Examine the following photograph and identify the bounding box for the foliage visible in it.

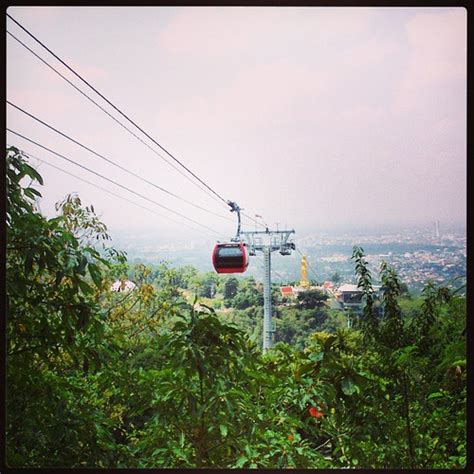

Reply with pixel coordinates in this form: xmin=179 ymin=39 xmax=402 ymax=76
xmin=296 ymin=288 xmax=329 ymax=309
xmin=222 ymin=276 xmax=239 ymax=303
xmin=273 ymin=307 xmax=329 ymax=348
xmin=198 ymin=273 xmax=218 ymax=298
xmin=228 ymin=277 xmax=263 ymax=309
xmin=6 ymin=147 xmax=122 ymax=466
xmin=5 ymin=148 xmax=466 ymax=468
xmin=330 ymin=272 xmax=341 ymax=284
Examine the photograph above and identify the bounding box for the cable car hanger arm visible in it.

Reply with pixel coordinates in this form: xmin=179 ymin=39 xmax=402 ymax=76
xmin=227 ymin=200 xmax=242 ymax=242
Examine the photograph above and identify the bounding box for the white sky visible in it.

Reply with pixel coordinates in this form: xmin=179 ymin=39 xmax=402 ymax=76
xmin=6 ymin=6 xmax=467 ymax=243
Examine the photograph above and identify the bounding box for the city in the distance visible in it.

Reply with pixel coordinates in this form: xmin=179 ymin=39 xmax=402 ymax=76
xmin=109 ymin=221 xmax=466 ymax=295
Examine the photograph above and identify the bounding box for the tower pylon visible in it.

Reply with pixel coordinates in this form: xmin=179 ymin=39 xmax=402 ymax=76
xmin=240 ymin=228 xmax=296 ymax=350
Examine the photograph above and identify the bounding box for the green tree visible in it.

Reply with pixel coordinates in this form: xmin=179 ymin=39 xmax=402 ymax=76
xmin=198 ymin=273 xmax=218 ymax=299
xmin=324 ymin=246 xmax=467 ymax=468
xmin=230 ymin=277 xmax=263 ymax=309
xmin=6 ymin=147 xmax=122 ymax=466
xmin=331 ymin=272 xmax=341 ymax=284
xmin=297 ymin=289 xmax=329 ymax=310
xmin=223 ymin=277 xmax=239 ymax=303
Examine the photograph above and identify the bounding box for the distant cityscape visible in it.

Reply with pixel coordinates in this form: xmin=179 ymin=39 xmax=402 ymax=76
xmin=109 ymin=223 xmax=466 ymax=295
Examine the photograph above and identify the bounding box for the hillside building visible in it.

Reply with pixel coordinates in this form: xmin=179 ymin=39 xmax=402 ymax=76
xmin=110 ymin=279 xmax=136 ymax=292
xmin=332 ymin=283 xmax=383 ymax=315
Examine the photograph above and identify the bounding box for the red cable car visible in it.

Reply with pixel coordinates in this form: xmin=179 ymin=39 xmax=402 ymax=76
xmin=212 ymin=200 xmax=250 ymax=273
xmin=212 ymin=242 xmax=249 ymax=274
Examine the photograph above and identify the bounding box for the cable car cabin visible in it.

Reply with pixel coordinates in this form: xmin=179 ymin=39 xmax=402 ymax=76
xmin=212 ymin=242 xmax=249 ymax=274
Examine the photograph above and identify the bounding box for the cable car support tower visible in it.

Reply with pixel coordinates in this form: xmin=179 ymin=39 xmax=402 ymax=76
xmin=240 ymin=227 xmax=296 ymax=351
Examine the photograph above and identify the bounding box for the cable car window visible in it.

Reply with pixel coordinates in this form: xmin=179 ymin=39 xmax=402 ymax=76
xmin=218 ymin=258 xmax=243 ymax=268
xmin=218 ymin=247 xmax=244 ymax=257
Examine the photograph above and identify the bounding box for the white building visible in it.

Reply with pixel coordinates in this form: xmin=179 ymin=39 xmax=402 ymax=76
xmin=110 ymin=280 xmax=137 ymax=292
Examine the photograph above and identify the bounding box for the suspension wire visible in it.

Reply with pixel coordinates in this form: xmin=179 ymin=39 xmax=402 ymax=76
xmin=263 ymin=249 xmax=306 ymax=287
xmin=7 ymin=14 xmax=231 ymax=207
xmin=272 ymin=267 xmax=289 ymax=284
xmin=241 ymin=211 xmax=267 ymax=230
xmin=15 ymin=147 xmax=217 ymax=237
xmin=7 ymin=21 xmax=266 ymax=234
xmin=249 ymin=252 xmax=284 ymax=283
xmin=7 ymin=100 xmax=234 ymax=223
xmin=7 ymin=128 xmax=228 ymax=238
xmin=6 ymin=29 xmax=224 ymax=209
xmin=256 ymin=254 xmax=293 ymax=284
xmin=7 ymin=27 xmax=261 ymax=230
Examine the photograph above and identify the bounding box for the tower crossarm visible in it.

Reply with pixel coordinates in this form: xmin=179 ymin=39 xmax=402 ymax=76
xmin=241 ymin=229 xmax=296 ymax=254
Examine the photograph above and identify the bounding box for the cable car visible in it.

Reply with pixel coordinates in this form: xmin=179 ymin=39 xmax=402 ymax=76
xmin=212 ymin=200 xmax=249 ymax=273
xmin=212 ymin=241 xmax=249 ymax=273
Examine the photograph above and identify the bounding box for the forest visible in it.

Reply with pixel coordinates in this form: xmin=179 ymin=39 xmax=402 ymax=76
xmin=5 ymin=146 xmax=467 ymax=468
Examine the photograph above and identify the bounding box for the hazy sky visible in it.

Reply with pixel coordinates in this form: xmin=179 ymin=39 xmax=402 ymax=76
xmin=6 ymin=6 xmax=467 ymax=243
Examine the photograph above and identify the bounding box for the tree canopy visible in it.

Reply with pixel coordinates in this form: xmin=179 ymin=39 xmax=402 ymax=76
xmin=5 ymin=147 xmax=466 ymax=468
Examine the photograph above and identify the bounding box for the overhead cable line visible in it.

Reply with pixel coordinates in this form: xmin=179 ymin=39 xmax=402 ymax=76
xmin=7 ymin=27 xmax=261 ymax=231
xmin=7 ymin=22 xmax=264 ymax=232
xmin=241 ymin=211 xmax=267 ymax=230
xmin=14 ymin=147 xmax=216 ymax=237
xmin=256 ymin=257 xmax=290 ymax=284
xmin=7 ymin=128 xmax=227 ymax=238
xmin=6 ymin=29 xmax=221 ymax=207
xmin=7 ymin=14 xmax=230 ymax=207
xmin=7 ymin=100 xmax=234 ymax=223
